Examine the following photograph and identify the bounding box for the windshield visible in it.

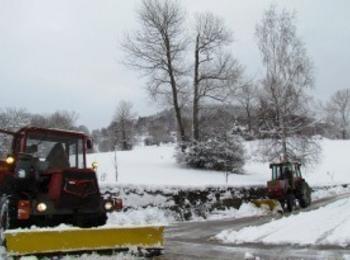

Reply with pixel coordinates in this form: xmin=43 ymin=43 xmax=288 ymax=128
xmin=271 ymin=164 xmax=297 ymax=180
xmin=25 ymin=133 xmax=85 ymax=170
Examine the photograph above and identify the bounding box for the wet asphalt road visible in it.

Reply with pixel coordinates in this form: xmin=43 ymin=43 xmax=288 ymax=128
xmin=159 ymin=194 xmax=350 ymax=260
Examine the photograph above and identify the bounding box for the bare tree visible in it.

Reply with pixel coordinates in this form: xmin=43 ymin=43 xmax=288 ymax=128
xmin=0 ymin=108 xmax=31 ymax=130
xmin=192 ymin=12 xmax=243 ymax=141
xmin=122 ymin=0 xmax=188 ymax=143
xmin=256 ymin=6 xmax=317 ymax=163
xmin=112 ymin=100 xmax=136 ymax=151
xmin=0 ymin=108 xmax=31 ymax=157
xmin=325 ymin=89 xmax=350 ymax=139
xmin=30 ymin=111 xmax=78 ymax=130
xmin=236 ymin=83 xmax=258 ymax=133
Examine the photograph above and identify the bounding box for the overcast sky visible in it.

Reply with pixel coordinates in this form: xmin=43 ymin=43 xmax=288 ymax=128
xmin=0 ymin=0 xmax=349 ymax=129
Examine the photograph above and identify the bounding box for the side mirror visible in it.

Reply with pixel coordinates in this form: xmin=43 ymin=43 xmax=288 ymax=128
xmin=86 ymin=139 xmax=93 ymax=150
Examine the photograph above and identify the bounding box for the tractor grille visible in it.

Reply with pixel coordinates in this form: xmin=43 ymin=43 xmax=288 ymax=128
xmin=64 ymin=179 xmax=97 ymax=198
xmin=58 ymin=170 xmax=100 ymax=210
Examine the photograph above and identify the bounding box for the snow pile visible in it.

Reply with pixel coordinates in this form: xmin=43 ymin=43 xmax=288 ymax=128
xmin=105 ymin=202 xmax=268 ymax=226
xmin=216 ymin=197 xmax=350 ymax=247
xmin=106 ymin=207 xmax=175 ymax=226
xmin=207 ymin=203 xmax=269 ymax=221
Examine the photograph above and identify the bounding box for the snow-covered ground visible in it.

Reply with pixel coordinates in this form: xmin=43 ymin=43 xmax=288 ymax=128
xmin=88 ymin=145 xmax=269 ymax=186
xmin=216 ymin=196 xmax=350 ymax=247
xmin=88 ymin=139 xmax=350 ymax=187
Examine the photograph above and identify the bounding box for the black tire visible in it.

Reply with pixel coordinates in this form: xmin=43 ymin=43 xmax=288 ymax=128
xmin=286 ymin=194 xmax=295 ymax=212
xmin=299 ymin=191 xmax=311 ymax=208
xmin=298 ymin=182 xmax=311 ymax=208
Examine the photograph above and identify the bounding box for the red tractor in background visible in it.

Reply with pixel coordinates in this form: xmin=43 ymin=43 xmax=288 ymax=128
xmin=267 ymin=161 xmax=311 ymax=212
xmin=0 ymin=127 xmax=122 ymax=237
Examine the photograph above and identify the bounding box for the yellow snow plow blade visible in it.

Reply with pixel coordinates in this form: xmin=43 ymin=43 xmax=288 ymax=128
xmin=252 ymin=199 xmax=282 ymax=211
xmin=5 ymin=225 xmax=164 ymax=256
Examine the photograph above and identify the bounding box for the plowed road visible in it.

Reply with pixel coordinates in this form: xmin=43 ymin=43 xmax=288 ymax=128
xmin=159 ymin=194 xmax=350 ymax=260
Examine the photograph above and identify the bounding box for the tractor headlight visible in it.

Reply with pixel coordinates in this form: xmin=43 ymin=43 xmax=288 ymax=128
xmin=104 ymin=201 xmax=113 ymax=211
xmin=36 ymin=202 xmax=47 ymax=212
xmin=92 ymin=161 xmax=98 ymax=171
xmin=6 ymin=156 xmax=15 ymax=165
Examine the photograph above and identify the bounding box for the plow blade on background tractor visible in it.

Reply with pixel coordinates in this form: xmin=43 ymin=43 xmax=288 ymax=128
xmin=252 ymin=199 xmax=283 ymax=212
xmin=5 ymin=225 xmax=164 ymax=256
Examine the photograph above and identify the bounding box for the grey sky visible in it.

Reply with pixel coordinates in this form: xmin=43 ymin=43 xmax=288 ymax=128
xmin=0 ymin=0 xmax=349 ymax=129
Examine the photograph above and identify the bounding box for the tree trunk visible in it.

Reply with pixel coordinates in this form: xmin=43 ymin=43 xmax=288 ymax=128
xmin=192 ymin=35 xmax=200 ymax=141
xmin=246 ymin=105 xmax=252 ymax=133
xmin=121 ymin=119 xmax=128 ymax=150
xmin=280 ymin=116 xmax=288 ymax=160
xmin=165 ymin=35 xmax=186 ymax=144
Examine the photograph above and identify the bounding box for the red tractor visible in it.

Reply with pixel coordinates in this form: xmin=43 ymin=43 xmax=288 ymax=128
xmin=0 ymin=127 xmax=122 ymax=237
xmin=267 ymin=161 xmax=311 ymax=212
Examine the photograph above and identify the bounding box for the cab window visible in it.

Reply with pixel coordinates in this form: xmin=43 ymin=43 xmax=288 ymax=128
xmin=271 ymin=165 xmax=281 ymax=180
xmin=25 ymin=133 xmax=85 ymax=170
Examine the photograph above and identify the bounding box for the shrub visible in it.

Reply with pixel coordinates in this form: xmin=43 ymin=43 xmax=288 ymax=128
xmin=177 ymin=136 xmax=245 ymax=173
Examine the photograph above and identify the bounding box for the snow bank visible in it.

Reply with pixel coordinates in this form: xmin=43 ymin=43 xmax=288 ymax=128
xmin=106 ymin=207 xmax=176 ymax=226
xmin=105 ymin=202 xmax=268 ymax=226
xmin=216 ymin=196 xmax=350 ymax=247
xmin=206 ymin=203 xmax=269 ymax=221
xmin=312 ymin=184 xmax=350 ymax=200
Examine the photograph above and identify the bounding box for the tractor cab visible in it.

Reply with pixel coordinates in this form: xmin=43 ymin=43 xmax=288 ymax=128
xmin=270 ymin=161 xmax=302 ymax=184
xmin=18 ymin=128 xmax=88 ymax=171
xmin=3 ymin=128 xmax=92 ymax=193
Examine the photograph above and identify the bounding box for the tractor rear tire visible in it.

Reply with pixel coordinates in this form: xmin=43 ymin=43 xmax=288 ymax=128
xmin=298 ymin=182 xmax=311 ymax=208
xmin=286 ymin=194 xmax=295 ymax=212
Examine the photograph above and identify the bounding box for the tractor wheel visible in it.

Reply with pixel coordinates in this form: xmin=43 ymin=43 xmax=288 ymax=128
xmin=299 ymin=183 xmax=311 ymax=208
xmin=0 ymin=196 xmax=17 ymax=245
xmin=286 ymin=194 xmax=295 ymax=212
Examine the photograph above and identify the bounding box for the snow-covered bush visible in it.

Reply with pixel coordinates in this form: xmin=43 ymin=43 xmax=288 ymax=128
xmin=177 ymin=136 xmax=245 ymax=173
